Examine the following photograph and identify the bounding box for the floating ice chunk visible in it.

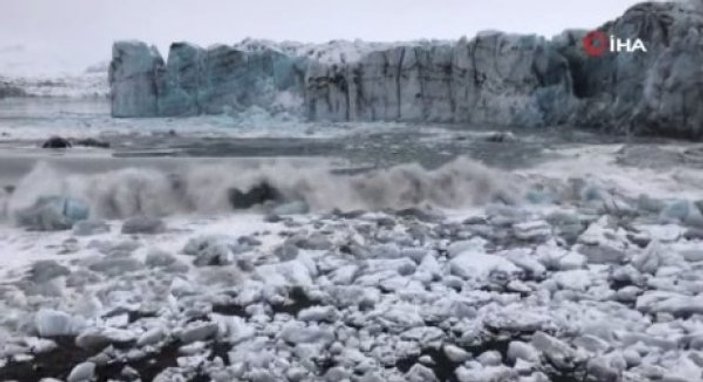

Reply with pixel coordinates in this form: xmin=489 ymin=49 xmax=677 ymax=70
xmin=504 ymin=249 xmax=546 ymax=278
xmin=121 ymin=216 xmax=166 ymax=234
xmin=444 ymin=344 xmax=470 ymax=363
xmin=374 ymin=303 xmax=425 ymax=330
xmin=287 ymin=232 xmax=333 ymax=250
xmin=280 ymin=322 xmax=334 ymax=345
xmin=637 ymin=194 xmax=666 ymax=214
xmin=659 ymin=200 xmax=698 ymax=225
xmin=525 ymin=187 xmax=554 ymax=205
xmin=145 ymin=249 xmax=178 ymax=268
xmin=534 ymin=244 xmax=569 ymax=269
xmin=665 ymin=354 xmax=703 ymax=382
xmin=28 ymin=260 xmax=71 ymax=283
xmin=88 ymin=257 xmax=143 ymax=276
xmin=484 ymin=306 xmax=550 ymax=333
xmin=256 ymin=259 xmax=315 ymax=287
xmin=477 ymin=351 xmax=502 ymax=366
xmin=619 ymin=331 xmax=677 ymax=353
xmin=546 ymin=211 xmax=585 ymax=241
xmin=530 ymin=332 xmax=580 ymax=370
xmin=34 ymin=309 xmax=83 ymax=337
xmin=680 ymin=249 xmax=703 ymax=262
xmin=577 ymin=217 xmax=628 ymax=264
xmin=329 ymin=264 xmax=359 ymax=285
xmin=137 ymin=327 xmax=166 ymax=347
xmin=272 ymin=200 xmax=310 ymax=215
xmin=642 ymin=294 xmax=703 ymax=318
xmin=368 ymin=242 xmax=402 ymax=259
xmin=183 ymin=235 xmax=244 ymax=267
xmin=637 ymin=224 xmax=685 ymax=243
xmin=632 ymin=240 xmax=683 ymax=274
xmin=323 ymin=366 xmax=353 ymax=381
xmin=364 ymin=258 xmax=416 ymax=276
xmin=23 ymin=337 xmax=57 ymax=354
xmin=455 ymin=363 xmax=518 ymax=382
xmin=553 ymin=270 xmax=593 ymax=291
xmin=72 ymin=220 xmax=110 ymax=236
xmin=507 ymin=341 xmax=540 ymax=363
xmin=16 ymin=196 xmax=89 ymax=231
xmin=585 ymin=356 xmax=620 ymax=382
xmin=622 ymin=349 xmax=642 ymax=368
xmin=328 ymin=285 xmax=379 ymax=309
xmin=75 ymin=329 xmax=112 ymax=351
xmin=75 ymin=327 xmax=136 ymax=351
xmin=610 ymin=264 xmax=644 ymax=286
xmin=449 ymin=251 xmax=521 ymax=281
xmin=573 ymin=335 xmax=611 ymax=354
xmin=400 ymin=326 xmax=445 ymax=348
xmin=447 ymin=238 xmax=488 ymax=258
xmin=557 ymin=252 xmax=587 ymax=270
xmin=513 ymin=220 xmax=551 ymax=241
xmin=578 ymin=243 xmax=628 ymax=265
xmin=405 ymin=364 xmax=438 ymax=382
xmin=170 ymin=277 xmax=196 ymax=297
xmin=416 ymin=253 xmax=442 ymax=280
xmin=298 ymin=306 xmax=339 ymax=323
xmin=614 ymin=286 xmax=641 ymax=303
xmin=177 ymin=321 xmax=219 ymax=344
xmin=213 ymin=315 xmax=254 ymax=344
xmin=67 ymin=362 xmax=96 ymax=382
xmin=506 ymin=279 xmax=532 ymax=293
xmin=285 ymin=367 xmax=310 ymax=381
xmin=486 ymin=205 xmax=530 ymax=225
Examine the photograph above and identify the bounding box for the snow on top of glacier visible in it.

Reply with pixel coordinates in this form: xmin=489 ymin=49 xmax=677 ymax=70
xmin=232 ymin=38 xmax=453 ymax=64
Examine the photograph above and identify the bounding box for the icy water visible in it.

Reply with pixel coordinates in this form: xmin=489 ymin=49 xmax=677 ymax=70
xmin=0 ymin=97 xmax=620 ymax=166
xmin=2 ymin=97 xmax=703 ymax=382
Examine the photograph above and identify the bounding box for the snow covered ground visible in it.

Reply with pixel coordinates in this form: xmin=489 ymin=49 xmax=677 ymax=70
xmin=0 ymin=136 xmax=702 ymax=381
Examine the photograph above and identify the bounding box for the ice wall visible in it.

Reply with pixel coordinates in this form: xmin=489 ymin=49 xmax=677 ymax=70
xmin=109 ymin=1 xmax=703 ymax=138
xmin=553 ymin=1 xmax=703 ymax=138
xmin=304 ymin=34 xmax=572 ymax=126
xmin=109 ymin=41 xmax=163 ymax=117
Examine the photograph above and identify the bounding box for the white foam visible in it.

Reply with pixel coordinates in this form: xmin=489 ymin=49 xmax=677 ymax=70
xmin=5 ymin=157 xmax=519 ymax=221
xmin=518 ymin=144 xmax=703 ymax=201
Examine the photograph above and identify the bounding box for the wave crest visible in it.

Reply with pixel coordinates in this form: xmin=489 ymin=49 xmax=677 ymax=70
xmin=5 ymin=157 xmax=521 ymax=220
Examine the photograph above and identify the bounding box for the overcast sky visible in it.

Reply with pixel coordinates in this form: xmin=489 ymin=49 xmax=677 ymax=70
xmin=0 ymin=0 xmax=649 ymax=75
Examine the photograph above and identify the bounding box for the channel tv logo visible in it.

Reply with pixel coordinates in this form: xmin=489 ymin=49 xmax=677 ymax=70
xmin=582 ymin=30 xmax=647 ymax=57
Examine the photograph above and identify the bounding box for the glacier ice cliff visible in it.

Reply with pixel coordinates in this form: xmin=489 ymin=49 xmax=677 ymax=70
xmin=110 ymin=42 xmax=163 ymax=117
xmin=109 ymin=2 xmax=703 ymax=138
xmin=553 ymin=1 xmax=703 ymax=138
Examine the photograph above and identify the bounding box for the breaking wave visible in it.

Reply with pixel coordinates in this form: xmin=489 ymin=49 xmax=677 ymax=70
xmin=3 ymin=157 xmax=523 ymax=220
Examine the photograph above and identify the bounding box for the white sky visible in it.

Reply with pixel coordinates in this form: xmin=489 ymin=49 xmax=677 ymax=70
xmin=0 ymin=0 xmax=649 ymax=75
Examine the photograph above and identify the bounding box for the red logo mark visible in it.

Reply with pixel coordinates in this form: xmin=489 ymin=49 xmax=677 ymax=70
xmin=582 ymin=31 xmax=608 ymax=57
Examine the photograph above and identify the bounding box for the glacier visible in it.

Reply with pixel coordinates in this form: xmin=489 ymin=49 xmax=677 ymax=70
xmin=109 ymin=2 xmax=703 ymax=138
